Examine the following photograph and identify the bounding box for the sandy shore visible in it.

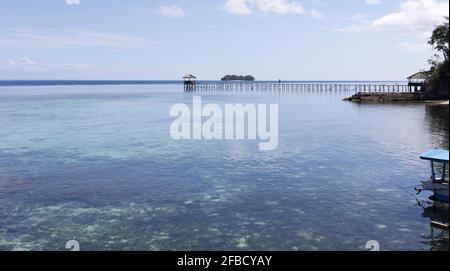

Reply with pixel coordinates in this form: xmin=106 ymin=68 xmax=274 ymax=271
xmin=421 ymin=100 xmax=449 ymax=105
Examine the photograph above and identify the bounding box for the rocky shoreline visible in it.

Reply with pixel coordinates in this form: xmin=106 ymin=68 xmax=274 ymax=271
xmin=344 ymin=92 xmax=450 ymax=104
xmin=344 ymin=92 xmax=422 ymax=102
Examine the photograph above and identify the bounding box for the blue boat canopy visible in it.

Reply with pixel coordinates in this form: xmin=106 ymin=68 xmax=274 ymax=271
xmin=420 ymin=149 xmax=449 ymax=163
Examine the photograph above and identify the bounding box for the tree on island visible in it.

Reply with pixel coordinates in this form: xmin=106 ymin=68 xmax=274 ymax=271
xmin=423 ymin=17 xmax=449 ymax=99
xmin=221 ymin=75 xmax=255 ymax=81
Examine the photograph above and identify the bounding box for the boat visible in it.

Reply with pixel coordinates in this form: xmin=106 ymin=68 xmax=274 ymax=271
xmin=417 ymin=149 xmax=449 ymax=204
xmin=421 ymin=181 xmax=449 ymax=203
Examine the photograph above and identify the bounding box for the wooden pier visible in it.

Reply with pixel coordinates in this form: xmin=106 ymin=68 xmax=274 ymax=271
xmin=185 ymin=82 xmax=418 ymax=93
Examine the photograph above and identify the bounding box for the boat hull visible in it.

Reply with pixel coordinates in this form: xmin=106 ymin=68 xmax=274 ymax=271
xmin=421 ymin=181 xmax=449 ymax=203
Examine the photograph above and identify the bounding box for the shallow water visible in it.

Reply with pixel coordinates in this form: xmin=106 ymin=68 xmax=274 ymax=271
xmin=0 ymin=83 xmax=448 ymax=251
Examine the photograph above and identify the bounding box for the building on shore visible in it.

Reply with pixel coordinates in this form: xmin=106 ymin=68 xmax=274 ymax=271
xmin=407 ymin=72 xmax=427 ymax=92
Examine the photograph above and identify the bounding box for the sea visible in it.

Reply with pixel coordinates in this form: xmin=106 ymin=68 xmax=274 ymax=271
xmin=0 ymin=80 xmax=448 ymax=251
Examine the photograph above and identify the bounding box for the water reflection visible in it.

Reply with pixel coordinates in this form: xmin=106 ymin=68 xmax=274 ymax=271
xmin=421 ymin=205 xmax=449 ymax=251
xmin=420 ymin=105 xmax=449 ymax=251
xmin=425 ymin=104 xmax=449 ymax=149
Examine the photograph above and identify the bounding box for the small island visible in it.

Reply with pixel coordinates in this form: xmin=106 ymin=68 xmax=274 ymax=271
xmin=221 ymin=75 xmax=255 ymax=81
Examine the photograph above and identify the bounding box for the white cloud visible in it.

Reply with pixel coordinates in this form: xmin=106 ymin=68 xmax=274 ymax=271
xmin=366 ymin=0 xmax=381 ymax=5
xmin=370 ymin=0 xmax=448 ymax=33
xmin=222 ymin=0 xmax=304 ymax=15
xmin=0 ymin=29 xmax=152 ymax=50
xmin=339 ymin=0 xmax=449 ymax=35
xmin=5 ymin=57 xmax=89 ymax=72
xmin=222 ymin=0 xmax=252 ymax=15
xmin=256 ymin=0 xmax=304 ymax=14
xmin=310 ymin=9 xmax=324 ymax=19
xmin=8 ymin=57 xmax=36 ymax=66
xmin=65 ymin=0 xmax=80 ymax=5
xmin=157 ymin=5 xmax=185 ymax=18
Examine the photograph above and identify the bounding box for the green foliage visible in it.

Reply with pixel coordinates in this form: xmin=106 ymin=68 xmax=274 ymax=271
xmin=424 ymin=17 xmax=449 ymax=99
xmin=428 ymin=17 xmax=449 ymax=61
xmin=221 ymin=75 xmax=255 ymax=81
xmin=424 ymin=59 xmax=449 ymax=98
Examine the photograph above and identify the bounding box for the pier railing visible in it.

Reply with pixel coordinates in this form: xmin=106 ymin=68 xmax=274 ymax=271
xmin=185 ymin=82 xmax=418 ymax=93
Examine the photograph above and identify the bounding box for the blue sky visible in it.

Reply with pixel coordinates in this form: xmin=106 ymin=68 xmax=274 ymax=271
xmin=0 ymin=0 xmax=448 ymax=80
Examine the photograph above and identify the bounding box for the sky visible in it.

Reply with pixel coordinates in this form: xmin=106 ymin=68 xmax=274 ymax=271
xmin=0 ymin=0 xmax=448 ymax=80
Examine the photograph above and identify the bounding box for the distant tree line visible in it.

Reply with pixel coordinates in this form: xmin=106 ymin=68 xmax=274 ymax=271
xmin=221 ymin=75 xmax=255 ymax=81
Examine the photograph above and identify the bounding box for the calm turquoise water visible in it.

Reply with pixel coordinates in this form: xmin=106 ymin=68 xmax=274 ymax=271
xmin=0 ymin=83 xmax=448 ymax=251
